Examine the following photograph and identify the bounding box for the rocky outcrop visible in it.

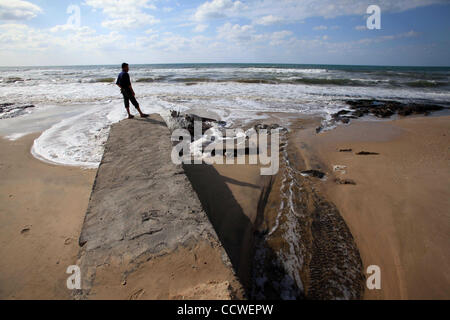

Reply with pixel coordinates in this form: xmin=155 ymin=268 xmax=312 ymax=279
xmin=317 ymin=99 xmax=446 ymax=133
xmin=0 ymin=103 xmax=35 ymax=119
xmin=251 ymin=129 xmax=365 ymax=300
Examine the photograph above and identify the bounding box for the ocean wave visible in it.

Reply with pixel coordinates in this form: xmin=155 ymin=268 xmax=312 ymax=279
xmin=90 ymin=78 xmax=115 ymax=83
xmin=1 ymin=77 xmax=25 ymax=83
xmin=405 ymin=80 xmax=448 ymax=88
xmin=136 ymin=77 xmax=155 ymax=82
xmin=291 ymin=78 xmax=367 ymax=86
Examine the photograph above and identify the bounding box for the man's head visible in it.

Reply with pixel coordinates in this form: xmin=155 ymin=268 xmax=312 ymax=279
xmin=122 ymin=63 xmax=129 ymax=72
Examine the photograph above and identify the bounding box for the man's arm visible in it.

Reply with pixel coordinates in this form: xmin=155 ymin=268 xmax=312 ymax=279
xmin=116 ymin=76 xmax=122 ymax=89
xmin=127 ymin=74 xmax=135 ymax=96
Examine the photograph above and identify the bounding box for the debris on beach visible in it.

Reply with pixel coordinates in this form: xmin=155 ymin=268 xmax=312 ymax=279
xmin=333 ymin=165 xmax=347 ymax=174
xmin=168 ymin=111 xmax=286 ymax=160
xmin=169 ymin=110 xmax=226 ymax=139
xmin=334 ymin=178 xmax=357 ymax=185
xmin=20 ymin=225 xmax=32 ymax=236
xmin=300 ymin=169 xmax=326 ymax=179
xmin=356 ymin=151 xmax=380 ymax=155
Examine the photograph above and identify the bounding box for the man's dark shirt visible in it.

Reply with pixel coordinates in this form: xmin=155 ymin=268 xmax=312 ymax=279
xmin=116 ymin=71 xmax=131 ymax=90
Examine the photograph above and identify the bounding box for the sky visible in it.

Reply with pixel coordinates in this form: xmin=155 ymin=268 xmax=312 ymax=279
xmin=0 ymin=0 xmax=449 ymax=66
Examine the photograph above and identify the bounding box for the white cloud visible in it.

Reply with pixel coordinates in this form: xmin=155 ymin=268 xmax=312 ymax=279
xmin=272 ymin=30 xmax=293 ymax=39
xmin=216 ymin=22 xmax=294 ymax=47
xmin=195 ymin=0 xmax=448 ymax=25
xmin=254 ymin=15 xmax=283 ymax=26
xmin=217 ymin=23 xmax=254 ymax=42
xmin=0 ymin=0 xmax=42 ymax=21
xmin=50 ymin=24 xmax=90 ymax=33
xmin=358 ymin=30 xmax=420 ymax=44
xmin=194 ymin=0 xmax=245 ymax=21
xmin=0 ymin=23 xmax=124 ymax=54
xmin=194 ymin=24 xmax=208 ymax=33
xmin=355 ymin=25 xmax=366 ymax=31
xmin=84 ymin=0 xmax=159 ymax=29
xmin=313 ymin=25 xmax=327 ymax=31
xmin=269 ymin=30 xmax=293 ymax=45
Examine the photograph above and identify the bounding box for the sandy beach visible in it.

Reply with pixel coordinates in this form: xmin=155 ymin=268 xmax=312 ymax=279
xmin=0 ymin=113 xmax=448 ymax=300
xmin=1 ymin=0 xmax=450 ymax=302
xmin=292 ymin=115 xmax=450 ymax=299
xmin=0 ymin=134 xmax=96 ymax=299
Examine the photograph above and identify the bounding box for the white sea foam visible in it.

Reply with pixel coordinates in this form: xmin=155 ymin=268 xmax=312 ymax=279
xmin=5 ymin=132 xmax=31 ymax=141
xmin=30 ymin=101 xmax=165 ymax=168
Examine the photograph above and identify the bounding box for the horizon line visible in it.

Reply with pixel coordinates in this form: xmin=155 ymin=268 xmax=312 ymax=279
xmin=1 ymin=62 xmax=449 ymax=68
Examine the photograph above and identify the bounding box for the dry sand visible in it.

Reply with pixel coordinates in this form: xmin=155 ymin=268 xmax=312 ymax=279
xmin=0 ymin=134 xmax=96 ymax=299
xmin=293 ymin=115 xmax=450 ymax=299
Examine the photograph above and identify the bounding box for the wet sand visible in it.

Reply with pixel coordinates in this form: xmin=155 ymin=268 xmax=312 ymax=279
xmin=293 ymin=116 xmax=450 ymax=299
xmin=0 ymin=134 xmax=96 ymax=299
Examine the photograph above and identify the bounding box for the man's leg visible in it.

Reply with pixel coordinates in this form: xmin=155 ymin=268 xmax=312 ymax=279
xmin=130 ymin=96 xmax=149 ymax=118
xmin=125 ymin=106 xmax=134 ymax=119
xmin=123 ymin=95 xmax=134 ymax=119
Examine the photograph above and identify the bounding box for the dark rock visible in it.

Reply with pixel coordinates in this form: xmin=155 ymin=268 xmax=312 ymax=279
xmin=356 ymin=151 xmax=380 ymax=155
xmin=0 ymin=103 xmax=35 ymax=119
xmin=372 ymin=108 xmax=394 ymax=118
xmin=332 ymin=110 xmax=351 ymax=118
xmin=340 ymin=117 xmax=350 ymax=124
xmin=211 ymin=146 xmax=259 ymax=157
xmin=339 ymin=149 xmax=352 ymax=152
xmin=334 ymin=178 xmax=356 ymax=185
xmin=352 ymin=110 xmax=366 ymax=118
xmin=301 ymin=170 xmax=326 ymax=179
xmin=329 ymin=100 xmax=446 ymax=125
xmin=170 ymin=110 xmax=226 ymax=139
xmin=0 ymin=103 xmax=14 ymax=109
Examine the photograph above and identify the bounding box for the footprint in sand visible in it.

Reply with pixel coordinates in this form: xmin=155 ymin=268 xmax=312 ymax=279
xmin=129 ymin=289 xmax=145 ymax=300
xmin=20 ymin=225 xmax=32 ymax=236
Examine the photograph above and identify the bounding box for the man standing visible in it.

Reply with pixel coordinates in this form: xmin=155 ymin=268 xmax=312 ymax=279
xmin=116 ymin=63 xmax=149 ymax=119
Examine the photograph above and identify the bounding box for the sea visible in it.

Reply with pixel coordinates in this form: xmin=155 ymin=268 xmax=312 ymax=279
xmin=0 ymin=63 xmax=449 ymax=168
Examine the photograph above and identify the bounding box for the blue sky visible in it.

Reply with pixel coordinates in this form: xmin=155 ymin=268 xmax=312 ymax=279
xmin=0 ymin=0 xmax=449 ymax=66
